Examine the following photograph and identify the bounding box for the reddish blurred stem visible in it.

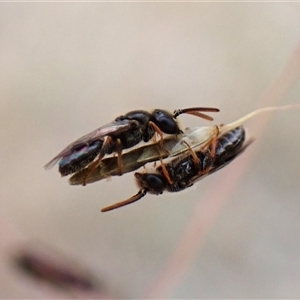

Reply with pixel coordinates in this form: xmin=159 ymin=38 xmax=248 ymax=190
xmin=143 ymin=39 xmax=300 ymax=299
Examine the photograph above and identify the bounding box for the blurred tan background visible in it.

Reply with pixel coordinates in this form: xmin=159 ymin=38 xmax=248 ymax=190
xmin=1 ymin=3 xmax=300 ymax=299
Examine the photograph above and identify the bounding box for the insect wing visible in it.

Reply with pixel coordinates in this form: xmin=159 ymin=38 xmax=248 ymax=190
xmin=69 ymin=136 xmax=181 ymax=185
xmin=170 ymin=126 xmax=217 ymax=157
xmin=44 ymin=119 xmax=136 ymax=170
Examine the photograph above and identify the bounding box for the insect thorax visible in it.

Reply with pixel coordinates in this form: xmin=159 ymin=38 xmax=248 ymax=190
xmin=118 ymin=128 xmax=144 ymax=149
xmin=157 ymin=156 xmax=197 ymax=192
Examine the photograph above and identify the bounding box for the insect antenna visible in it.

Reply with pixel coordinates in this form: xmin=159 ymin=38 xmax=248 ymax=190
xmin=101 ymin=189 xmax=148 ymax=212
xmin=173 ymin=107 xmax=220 ymax=121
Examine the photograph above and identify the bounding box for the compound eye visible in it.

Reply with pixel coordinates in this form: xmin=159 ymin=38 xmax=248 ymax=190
xmin=144 ymin=174 xmax=166 ymax=194
xmin=153 ymin=110 xmax=180 ymax=134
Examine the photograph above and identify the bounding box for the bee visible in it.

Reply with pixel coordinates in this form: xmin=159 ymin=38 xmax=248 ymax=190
xmin=69 ymin=104 xmax=298 ymax=188
xmin=68 ymin=125 xmax=220 ymax=185
xmin=44 ymin=107 xmax=219 ymax=184
xmin=101 ymin=126 xmax=252 ymax=212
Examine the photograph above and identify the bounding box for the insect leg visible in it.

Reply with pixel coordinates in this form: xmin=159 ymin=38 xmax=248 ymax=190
xmin=207 ymin=126 xmax=219 ymax=158
xmin=181 ymin=140 xmax=201 ymax=165
xmin=82 ymin=136 xmax=114 ymax=185
xmin=181 ymin=125 xmax=219 ymax=176
xmin=148 ymin=121 xmax=165 ymax=148
xmin=200 ymin=127 xmax=220 ymax=174
xmin=116 ymin=138 xmax=123 ymax=176
xmin=158 ymin=156 xmax=173 ymax=185
xmin=148 ymin=120 xmax=171 ymax=166
xmin=198 ymin=125 xmax=219 ymax=151
xmin=101 ymin=189 xmax=148 ymax=212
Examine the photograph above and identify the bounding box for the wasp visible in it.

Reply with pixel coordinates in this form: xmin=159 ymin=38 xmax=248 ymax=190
xmin=44 ymin=107 xmax=219 ymax=183
xmin=101 ymin=126 xmax=252 ymax=212
xmin=69 ymin=125 xmax=220 ymax=185
xmin=69 ymin=104 xmax=299 ymax=187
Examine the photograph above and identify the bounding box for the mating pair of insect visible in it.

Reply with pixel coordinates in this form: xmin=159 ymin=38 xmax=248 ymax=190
xmin=45 ymin=106 xmax=250 ymax=212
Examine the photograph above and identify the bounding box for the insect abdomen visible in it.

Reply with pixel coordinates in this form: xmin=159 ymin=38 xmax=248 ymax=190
xmin=59 ymin=140 xmax=103 ymax=176
xmin=215 ymin=126 xmax=245 ymax=163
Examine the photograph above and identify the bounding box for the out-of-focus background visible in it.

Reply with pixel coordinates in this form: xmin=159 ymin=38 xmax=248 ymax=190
xmin=1 ymin=3 xmax=300 ymax=299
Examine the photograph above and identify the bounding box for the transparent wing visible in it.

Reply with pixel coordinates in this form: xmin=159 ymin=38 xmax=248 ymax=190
xmin=44 ymin=119 xmax=136 ymax=170
xmin=170 ymin=126 xmax=217 ymax=157
xmin=69 ymin=136 xmax=181 ymax=185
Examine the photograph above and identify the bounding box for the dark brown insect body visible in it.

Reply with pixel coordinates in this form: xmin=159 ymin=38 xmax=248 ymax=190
xmin=44 ymin=107 xmax=219 ymax=182
xmin=58 ymin=140 xmax=103 ymax=176
xmin=154 ymin=126 xmax=246 ymax=192
xmin=101 ymin=126 xmax=249 ymax=212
